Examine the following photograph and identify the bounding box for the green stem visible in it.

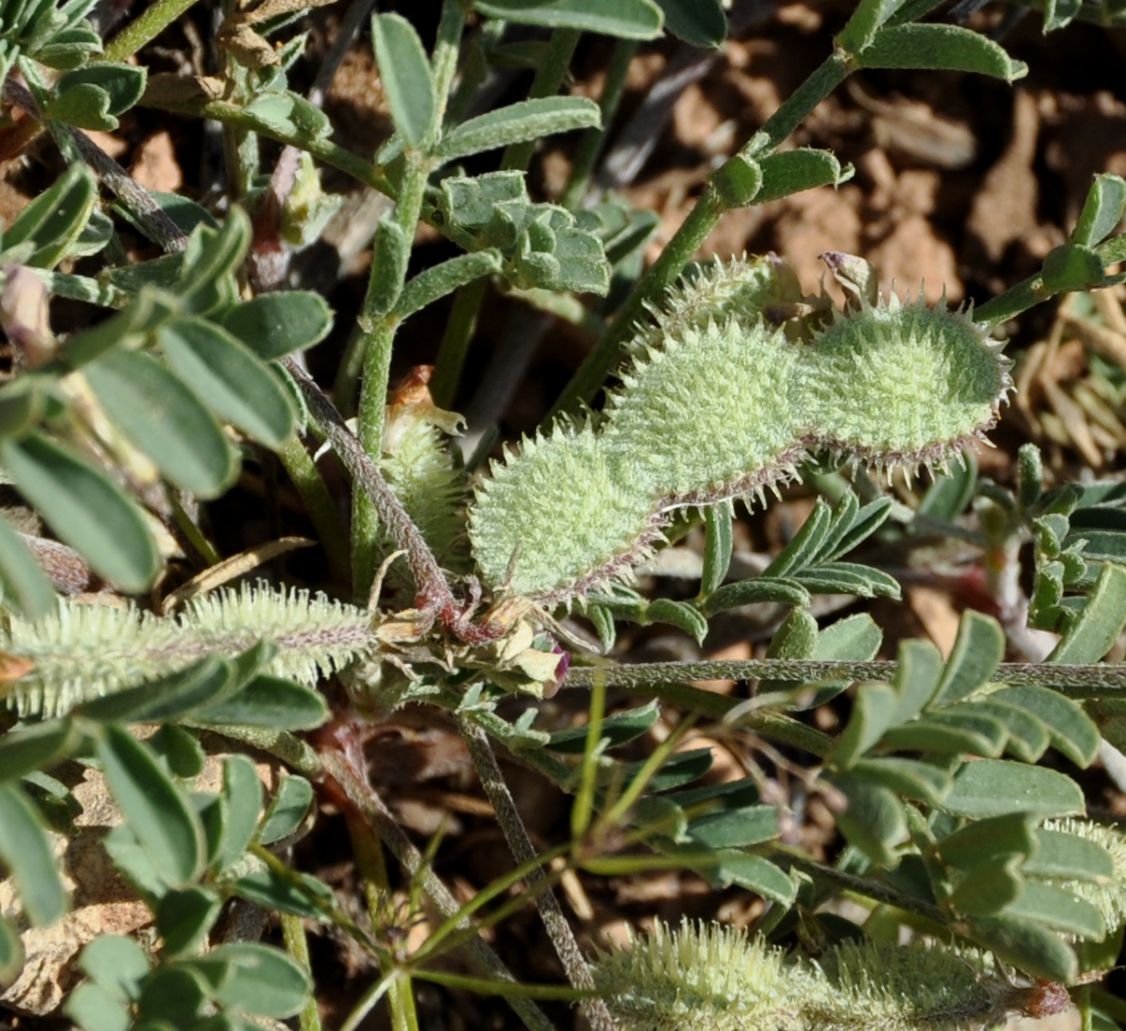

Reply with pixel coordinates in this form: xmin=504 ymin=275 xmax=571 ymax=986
xmin=104 ymin=0 xmax=202 ymax=61
xmin=340 ymin=971 xmax=400 ymax=1031
xmin=201 ymin=725 xmax=322 ymax=779
xmin=137 ymin=95 xmax=392 ymax=193
xmin=431 ymin=277 xmax=486 ymax=408
xmin=411 ymin=969 xmax=588 ymax=1001
xmin=976 ymin=231 xmax=1126 ymax=326
xmin=281 ymin=912 xmax=323 ymax=1031
xmin=562 ymin=38 xmax=638 ymax=210
xmin=744 ymin=53 xmax=851 ymax=156
xmin=350 ymin=0 xmax=466 ymax=601
xmin=276 ymin=434 xmax=349 ymax=587
xmin=502 ymin=28 xmax=582 ymax=171
xmin=351 ymin=153 xmax=430 ymax=601
xmin=768 ymin=845 xmax=946 ymax=923
xmin=320 ymin=748 xmax=556 ymax=1031
xmin=550 ymin=52 xmax=852 ymax=416
xmin=549 ymin=190 xmax=722 ymax=415
xmin=346 ymin=813 xmax=420 ymax=1031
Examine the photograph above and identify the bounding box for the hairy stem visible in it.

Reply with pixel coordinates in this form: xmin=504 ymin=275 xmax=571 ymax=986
xmin=976 ymin=232 xmax=1126 ymax=326
xmin=458 ymin=717 xmax=617 ymax=1031
xmin=352 ymin=155 xmax=431 ymax=599
xmin=280 ymin=358 xmax=464 ymax=628
xmin=561 ymin=38 xmax=637 ymax=209
xmin=345 ymin=813 xmax=420 ymax=1031
xmin=104 ymin=0 xmax=202 ymax=61
xmin=433 ymin=26 xmax=580 ymax=410
xmin=768 ymin=845 xmax=946 ymax=924
xmin=320 ymin=748 xmax=557 ymax=1031
xmin=275 ymin=434 xmax=350 ymax=586
xmin=351 ymin=0 xmax=466 ymax=600
xmin=280 ymin=912 xmax=323 ymax=1031
xmin=2 ymin=80 xmax=187 ymax=253
xmin=563 ymin=658 xmax=1126 ymax=694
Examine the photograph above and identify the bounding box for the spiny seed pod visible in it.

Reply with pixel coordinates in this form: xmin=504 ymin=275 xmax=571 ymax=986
xmin=604 ymin=316 xmax=804 ymax=501
xmin=593 ymin=923 xmax=1028 ymax=1031
xmin=467 ymin=281 xmax=1011 ymax=605
xmin=803 ymin=940 xmax=1009 ymax=1030
xmin=467 ymin=422 xmax=660 ymax=603
xmin=379 ymin=367 xmax=470 ymax=578
xmin=592 ymin=919 xmax=801 ymax=1031
xmin=802 ymin=295 xmax=1012 ymax=471
xmin=628 ymin=253 xmax=808 ymax=354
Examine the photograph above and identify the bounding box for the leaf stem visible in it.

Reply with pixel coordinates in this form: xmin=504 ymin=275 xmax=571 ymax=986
xmin=280 ymin=358 xmax=467 ymax=631
xmin=458 ymin=717 xmax=617 ymax=1031
xmin=275 ymin=434 xmax=350 ymax=586
xmin=104 ymin=0 xmax=202 ymax=62
xmin=432 ymin=26 xmax=581 ymax=409
xmin=563 ymin=658 xmax=1126 ymax=694
xmin=351 ymin=0 xmax=467 ymax=601
xmin=976 ymin=231 xmax=1126 ymax=326
xmin=345 ymin=812 xmax=420 ymax=1031
xmin=280 ymin=912 xmax=323 ymax=1031
xmin=562 ymin=38 xmax=637 ymax=209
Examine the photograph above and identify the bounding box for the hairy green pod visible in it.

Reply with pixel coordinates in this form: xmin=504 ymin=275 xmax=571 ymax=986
xmin=592 ymin=919 xmax=799 ymax=1031
xmin=468 ymin=423 xmax=660 ymax=603
xmin=805 ymin=296 xmax=1010 ymax=467
xmin=594 ymin=922 xmax=1021 ymax=1031
xmin=803 ymin=941 xmax=1007 ymax=1030
xmin=628 ymin=253 xmax=806 ymax=354
xmin=378 ymin=374 xmax=470 ymax=577
xmin=468 ymin=283 xmax=1011 ymax=605
xmin=2 ymin=583 xmax=373 ymax=717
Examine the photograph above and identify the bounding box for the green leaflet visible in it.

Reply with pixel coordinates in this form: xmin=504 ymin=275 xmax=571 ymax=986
xmin=468 ymin=268 xmax=1011 ymax=604
xmin=1 ymin=583 xmax=372 ymax=718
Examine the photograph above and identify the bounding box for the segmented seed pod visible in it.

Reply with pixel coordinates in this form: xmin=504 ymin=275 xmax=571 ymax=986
xmin=801 ymin=295 xmax=1012 ymax=472
xmin=467 ymin=422 xmax=659 ymax=603
xmin=467 ymin=274 xmax=1013 ymax=606
xmin=603 ymin=316 xmax=804 ymax=503
xmin=627 ymin=253 xmax=807 ymax=355
xmin=592 ymin=919 xmax=802 ymax=1031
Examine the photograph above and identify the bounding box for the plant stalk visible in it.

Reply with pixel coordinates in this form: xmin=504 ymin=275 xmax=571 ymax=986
xmin=275 ymin=434 xmax=350 ymax=586
xmin=563 ymin=658 xmax=1126 ymax=694
xmin=458 ymin=717 xmax=617 ymax=1031
xmin=104 ymin=0 xmax=202 ymax=61
xmin=280 ymin=912 xmax=323 ymax=1031
xmin=320 ymin=747 xmax=557 ymax=1031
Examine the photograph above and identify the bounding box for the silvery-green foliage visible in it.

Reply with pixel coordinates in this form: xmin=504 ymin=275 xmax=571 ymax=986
xmin=0 ymin=0 xmax=100 ymax=72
